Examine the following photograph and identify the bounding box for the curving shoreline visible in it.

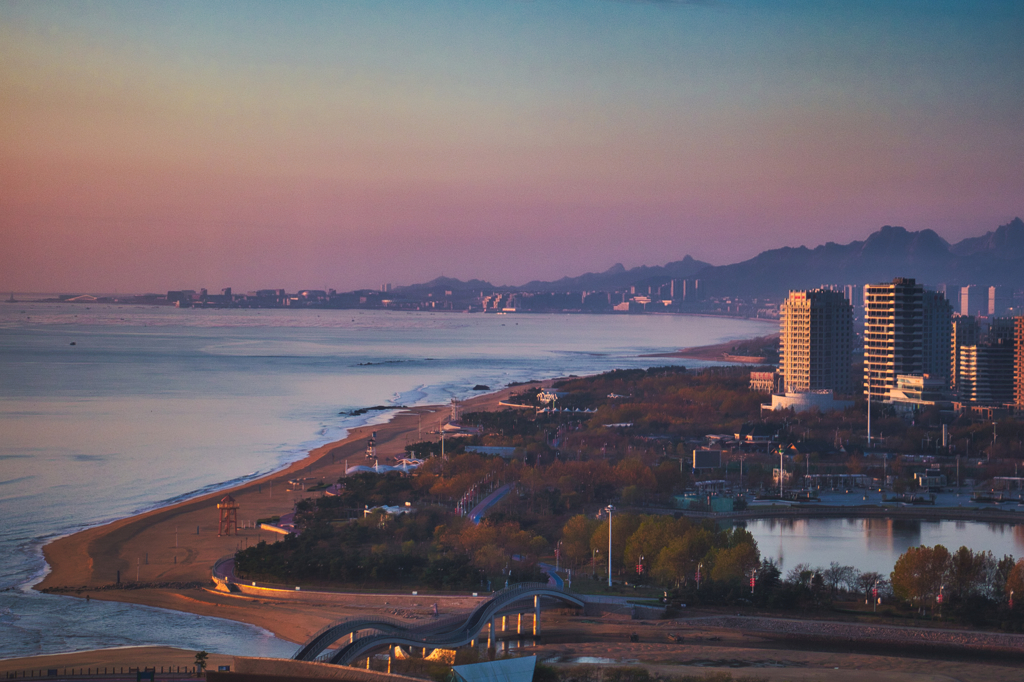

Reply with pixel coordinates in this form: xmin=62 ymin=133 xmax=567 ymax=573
xmin=33 ymin=382 xmax=549 ymax=642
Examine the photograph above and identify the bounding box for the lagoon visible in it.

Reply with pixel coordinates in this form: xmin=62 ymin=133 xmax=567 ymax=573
xmin=742 ymin=515 xmax=1024 ymax=576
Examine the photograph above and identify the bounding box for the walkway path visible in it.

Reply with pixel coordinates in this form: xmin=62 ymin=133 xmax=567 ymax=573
xmin=468 ymin=483 xmax=514 ymax=524
xmin=536 ymin=562 xmax=563 ymax=588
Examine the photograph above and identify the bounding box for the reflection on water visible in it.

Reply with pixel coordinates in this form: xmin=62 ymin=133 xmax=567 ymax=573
xmin=864 ymin=518 xmax=923 ymax=556
xmin=742 ymin=517 xmax=1024 ymax=574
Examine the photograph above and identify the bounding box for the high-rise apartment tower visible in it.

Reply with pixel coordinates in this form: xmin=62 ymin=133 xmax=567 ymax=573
xmin=780 ymin=289 xmax=854 ymax=395
xmin=1015 ymin=317 xmax=1024 ymax=411
xmin=951 ymin=315 xmax=979 ymax=393
xmin=864 ymin=278 xmax=953 ymax=400
xmin=960 ymin=285 xmax=987 ymax=317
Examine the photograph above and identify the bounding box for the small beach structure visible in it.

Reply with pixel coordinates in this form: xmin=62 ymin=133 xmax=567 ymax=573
xmin=217 ymin=494 xmax=239 ymax=536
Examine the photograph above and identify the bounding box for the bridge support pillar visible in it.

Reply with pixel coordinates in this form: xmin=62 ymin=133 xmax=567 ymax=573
xmin=533 ymin=595 xmax=541 ymax=636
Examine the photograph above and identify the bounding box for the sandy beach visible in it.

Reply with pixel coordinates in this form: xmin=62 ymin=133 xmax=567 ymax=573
xmin=34 ymin=382 xmax=550 ymax=645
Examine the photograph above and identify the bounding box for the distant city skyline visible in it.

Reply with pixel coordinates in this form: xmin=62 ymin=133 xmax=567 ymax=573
xmin=2 ymin=1 xmax=1022 ymax=292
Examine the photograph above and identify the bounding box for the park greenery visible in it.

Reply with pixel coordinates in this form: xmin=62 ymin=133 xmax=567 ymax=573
xmin=233 ymin=364 xmax=1024 ymax=630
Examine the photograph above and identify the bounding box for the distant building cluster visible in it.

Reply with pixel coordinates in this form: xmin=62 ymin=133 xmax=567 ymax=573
xmin=158 ymin=278 xmax=780 ymax=318
xmin=34 ymin=265 xmax=1024 ymax=419
xmin=755 ymin=277 xmax=1024 ymax=419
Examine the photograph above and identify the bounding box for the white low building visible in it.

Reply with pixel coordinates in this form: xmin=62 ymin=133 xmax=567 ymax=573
xmin=763 ymin=389 xmax=853 ymax=413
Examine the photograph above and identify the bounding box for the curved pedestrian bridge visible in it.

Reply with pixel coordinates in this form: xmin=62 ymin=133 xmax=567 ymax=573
xmin=293 ymin=582 xmax=585 ymax=666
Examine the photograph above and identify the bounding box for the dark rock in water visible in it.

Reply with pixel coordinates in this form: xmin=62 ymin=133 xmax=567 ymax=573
xmin=70 ymin=342 xmax=76 ymax=345
xmin=472 ymin=384 xmax=490 ymax=391
xmin=346 ymin=405 xmax=409 ymax=416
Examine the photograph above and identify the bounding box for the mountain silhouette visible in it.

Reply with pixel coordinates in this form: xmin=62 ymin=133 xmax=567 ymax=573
xmin=397 ymin=218 xmax=1023 ymax=297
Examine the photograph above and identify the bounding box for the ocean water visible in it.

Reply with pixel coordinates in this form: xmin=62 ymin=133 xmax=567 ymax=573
xmin=0 ymin=304 xmax=772 ymax=659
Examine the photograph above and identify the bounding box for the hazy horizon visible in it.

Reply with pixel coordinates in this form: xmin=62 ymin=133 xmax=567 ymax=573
xmin=3 ymin=1 xmax=1022 ymax=292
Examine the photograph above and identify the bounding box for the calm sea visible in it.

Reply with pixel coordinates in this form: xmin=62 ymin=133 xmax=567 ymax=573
xmin=0 ymin=304 xmax=772 ymax=659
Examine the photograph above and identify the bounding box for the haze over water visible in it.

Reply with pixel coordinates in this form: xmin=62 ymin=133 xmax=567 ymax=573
xmin=0 ymin=305 xmax=768 ymax=659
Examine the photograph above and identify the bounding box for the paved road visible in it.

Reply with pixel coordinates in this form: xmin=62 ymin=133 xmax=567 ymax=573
xmin=468 ymin=483 xmax=514 ymax=524
xmin=537 ymin=562 xmax=563 ymax=588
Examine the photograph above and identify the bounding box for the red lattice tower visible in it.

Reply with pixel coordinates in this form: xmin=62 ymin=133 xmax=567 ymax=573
xmin=217 ymin=494 xmax=239 ymax=536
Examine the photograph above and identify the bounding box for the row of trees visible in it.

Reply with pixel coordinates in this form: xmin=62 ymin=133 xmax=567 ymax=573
xmin=560 ymin=513 xmax=760 ymax=585
xmin=890 ymin=545 xmax=1024 ymax=609
xmin=653 ymin=544 xmax=1024 ymax=630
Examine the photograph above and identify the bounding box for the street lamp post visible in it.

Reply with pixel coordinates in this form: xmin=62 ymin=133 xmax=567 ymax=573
xmin=606 ymin=505 xmax=615 ymax=588
xmin=778 ymin=446 xmax=784 ymax=498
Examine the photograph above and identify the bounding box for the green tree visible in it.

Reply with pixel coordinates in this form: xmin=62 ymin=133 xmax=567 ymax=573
xmin=1005 ymin=559 xmax=1024 ymax=606
xmin=948 ymin=546 xmax=994 ymax=600
xmin=891 ymin=545 xmax=950 ymax=606
xmin=652 ymin=527 xmax=713 ymax=586
xmin=590 ymin=513 xmax=641 ymax=575
xmin=993 ymin=554 xmax=1016 ymax=598
xmin=623 ymin=516 xmax=675 ymax=571
xmin=710 ymin=542 xmax=760 ymax=582
xmin=560 ymin=515 xmax=599 ymax=570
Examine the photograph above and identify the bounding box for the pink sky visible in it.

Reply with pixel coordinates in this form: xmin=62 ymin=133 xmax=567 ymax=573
xmin=2 ymin=1 xmax=1022 ymax=292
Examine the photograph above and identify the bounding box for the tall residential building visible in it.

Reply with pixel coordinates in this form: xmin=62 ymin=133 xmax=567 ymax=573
xmin=958 ymin=342 xmax=1015 ymax=405
xmin=845 ymin=285 xmax=863 ymax=314
xmin=864 ymin=278 xmax=953 ymax=400
xmin=989 ymin=286 xmax=1011 ymax=317
xmin=960 ymin=285 xmax=987 ymax=316
xmin=780 ymin=289 xmax=854 ymax=395
xmin=1016 ymin=317 xmax=1024 ymax=411
xmin=923 ymin=289 xmax=954 ymax=386
xmin=988 ymin=317 xmax=1016 ymax=344
xmin=951 ymin=315 xmax=979 ymax=393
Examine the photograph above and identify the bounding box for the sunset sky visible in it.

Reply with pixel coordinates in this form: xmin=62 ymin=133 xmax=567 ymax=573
xmin=2 ymin=1 xmax=1022 ymax=293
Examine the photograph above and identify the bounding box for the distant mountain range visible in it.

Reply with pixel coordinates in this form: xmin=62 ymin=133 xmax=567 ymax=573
xmin=398 ymin=218 xmax=1024 ymax=298
xmin=698 ymin=217 xmax=1024 ymax=297
xmin=394 ymin=255 xmax=710 ymax=295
